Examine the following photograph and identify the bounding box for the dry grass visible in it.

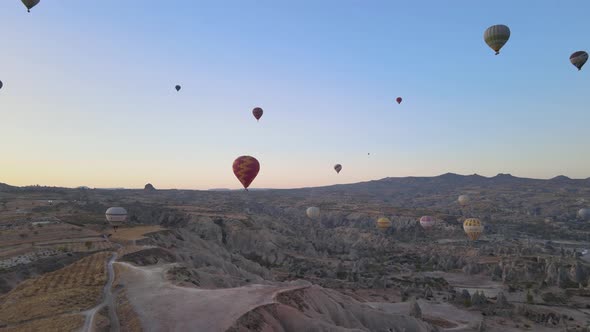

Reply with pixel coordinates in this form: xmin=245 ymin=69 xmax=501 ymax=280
xmin=113 ymin=264 xmax=143 ymax=332
xmin=0 ymin=314 xmax=84 ymax=332
xmin=109 ymin=225 xmax=165 ymax=242
xmin=0 ymin=252 xmax=110 ymax=325
xmin=0 ymin=223 xmax=100 ymax=249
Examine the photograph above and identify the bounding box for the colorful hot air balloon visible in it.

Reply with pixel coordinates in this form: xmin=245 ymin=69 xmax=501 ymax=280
xmin=484 ymin=24 xmax=510 ymax=55
xmin=175 ymin=85 xmax=181 ymax=92
xmin=233 ymin=156 xmax=260 ymax=190
xmin=419 ymin=216 xmax=436 ymax=230
xmin=377 ymin=217 xmax=392 ymax=230
xmin=306 ymin=207 xmax=320 ymax=220
xmin=463 ymin=218 xmax=484 ymax=241
xmin=458 ymin=195 xmax=470 ymax=206
xmin=396 ymin=97 xmax=402 ymax=104
xmin=578 ymin=208 xmax=590 ymax=221
xmin=570 ymin=51 xmax=588 ymax=71
xmin=252 ymin=107 xmax=263 ymax=121
xmin=334 ymin=164 xmax=342 ymax=174
xmin=22 ymin=0 xmax=40 ymax=12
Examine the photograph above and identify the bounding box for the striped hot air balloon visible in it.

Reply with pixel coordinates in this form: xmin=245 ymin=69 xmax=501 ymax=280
xmin=419 ymin=216 xmax=436 ymax=230
xmin=377 ymin=217 xmax=392 ymax=230
xmin=106 ymin=207 xmax=127 ymax=232
xmin=233 ymin=156 xmax=260 ymax=190
xmin=463 ymin=218 xmax=484 ymax=241
xmin=570 ymin=51 xmax=588 ymax=71
xmin=484 ymin=24 xmax=510 ymax=55
xmin=252 ymin=107 xmax=263 ymax=121
xmin=334 ymin=164 xmax=342 ymax=174
xmin=306 ymin=207 xmax=320 ymax=220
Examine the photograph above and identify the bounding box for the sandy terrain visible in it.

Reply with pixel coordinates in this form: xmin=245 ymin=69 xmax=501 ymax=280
xmin=116 ymin=262 xmax=311 ymax=332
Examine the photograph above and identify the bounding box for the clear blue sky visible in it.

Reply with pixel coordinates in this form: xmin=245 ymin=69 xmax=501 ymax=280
xmin=1 ymin=0 xmax=589 ymax=189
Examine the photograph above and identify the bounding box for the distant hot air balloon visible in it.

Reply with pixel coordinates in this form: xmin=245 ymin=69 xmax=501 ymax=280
xmin=458 ymin=195 xmax=470 ymax=206
xmin=463 ymin=218 xmax=484 ymax=241
xmin=106 ymin=207 xmax=127 ymax=232
xmin=0 ymin=80 xmax=3 ymax=90
xmin=233 ymin=156 xmax=260 ymax=190
xmin=377 ymin=217 xmax=392 ymax=230
xmin=334 ymin=164 xmax=342 ymax=174
xmin=175 ymin=85 xmax=181 ymax=92
xmin=484 ymin=24 xmax=510 ymax=55
xmin=396 ymin=97 xmax=402 ymax=104
xmin=22 ymin=0 xmax=40 ymax=12
xmin=578 ymin=208 xmax=590 ymax=221
xmin=570 ymin=51 xmax=588 ymax=71
xmin=252 ymin=107 xmax=263 ymax=121
xmin=419 ymin=216 xmax=436 ymax=230
xmin=306 ymin=207 xmax=320 ymax=220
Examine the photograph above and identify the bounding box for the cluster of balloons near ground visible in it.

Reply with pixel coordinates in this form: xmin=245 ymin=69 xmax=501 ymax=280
xmin=104 ymin=199 xmax=590 ymax=241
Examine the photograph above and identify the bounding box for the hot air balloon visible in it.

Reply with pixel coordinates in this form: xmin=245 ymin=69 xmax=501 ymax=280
xmin=578 ymin=208 xmax=590 ymax=221
xmin=463 ymin=218 xmax=484 ymax=241
xmin=252 ymin=107 xmax=263 ymax=121
xmin=306 ymin=207 xmax=320 ymax=220
xmin=484 ymin=24 xmax=510 ymax=55
xmin=334 ymin=164 xmax=342 ymax=174
xmin=419 ymin=216 xmax=436 ymax=230
xmin=22 ymin=0 xmax=40 ymax=12
xmin=106 ymin=207 xmax=127 ymax=232
xmin=175 ymin=85 xmax=181 ymax=92
xmin=570 ymin=51 xmax=588 ymax=71
xmin=233 ymin=156 xmax=260 ymax=190
xmin=0 ymin=80 xmax=3 ymax=90
xmin=396 ymin=97 xmax=402 ymax=104
xmin=377 ymin=217 xmax=392 ymax=230
xmin=458 ymin=195 xmax=470 ymax=206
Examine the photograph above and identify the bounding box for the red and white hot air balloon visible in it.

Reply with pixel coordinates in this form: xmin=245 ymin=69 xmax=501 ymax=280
xmin=419 ymin=216 xmax=436 ymax=230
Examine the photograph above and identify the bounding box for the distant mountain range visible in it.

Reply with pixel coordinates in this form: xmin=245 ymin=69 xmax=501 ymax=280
xmin=1 ymin=173 xmax=589 ymax=193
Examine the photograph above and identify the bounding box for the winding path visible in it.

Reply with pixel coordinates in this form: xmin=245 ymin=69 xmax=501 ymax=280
xmin=80 ymin=252 xmax=119 ymax=332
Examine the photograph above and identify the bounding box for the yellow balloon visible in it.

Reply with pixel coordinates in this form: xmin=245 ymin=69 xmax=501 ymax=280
xmin=377 ymin=217 xmax=392 ymax=230
xmin=463 ymin=218 xmax=483 ymax=241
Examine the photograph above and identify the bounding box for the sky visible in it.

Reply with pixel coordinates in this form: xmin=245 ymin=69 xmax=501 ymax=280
xmin=0 ymin=0 xmax=589 ymax=189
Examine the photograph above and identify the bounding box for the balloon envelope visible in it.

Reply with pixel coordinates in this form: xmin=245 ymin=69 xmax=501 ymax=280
xmin=419 ymin=216 xmax=436 ymax=230
xmin=463 ymin=218 xmax=483 ymax=241
xmin=175 ymin=85 xmax=181 ymax=91
xmin=22 ymin=0 xmax=40 ymax=12
xmin=105 ymin=207 xmax=127 ymax=223
xmin=484 ymin=24 xmax=510 ymax=55
xmin=233 ymin=156 xmax=260 ymax=190
xmin=252 ymin=107 xmax=263 ymax=121
xmin=377 ymin=217 xmax=392 ymax=230
xmin=458 ymin=195 xmax=470 ymax=206
xmin=570 ymin=51 xmax=588 ymax=71
xmin=396 ymin=97 xmax=402 ymax=104
xmin=334 ymin=164 xmax=342 ymax=174
xmin=306 ymin=207 xmax=320 ymax=219
xmin=578 ymin=208 xmax=590 ymax=220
